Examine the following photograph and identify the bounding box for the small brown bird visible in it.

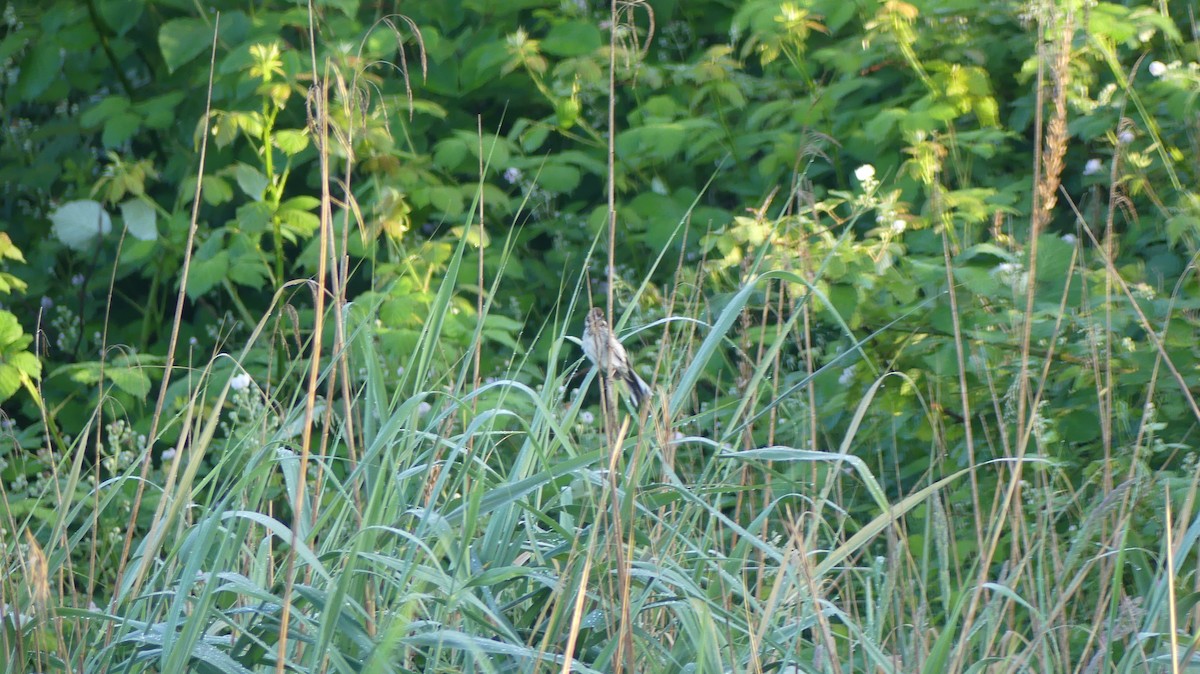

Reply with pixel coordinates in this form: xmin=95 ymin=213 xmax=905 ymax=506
xmin=581 ymin=307 xmax=651 ymax=407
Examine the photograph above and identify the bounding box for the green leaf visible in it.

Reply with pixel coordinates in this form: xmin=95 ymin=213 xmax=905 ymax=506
xmin=50 ymin=200 xmax=112 ymax=252
xmin=159 ymin=17 xmax=214 ymax=73
xmin=135 ymin=91 xmax=186 ymax=130
xmin=541 ymin=21 xmax=602 ymax=57
xmin=0 ymin=273 xmax=27 ymax=295
xmin=0 ymin=311 xmax=38 ymax=404
xmin=0 ymin=311 xmax=22 ymax=345
xmin=187 ymin=250 xmax=230 ymax=299
xmin=426 ymin=186 xmax=465 ymax=216
xmin=280 ymin=196 xmax=320 ymax=212
xmin=201 ymin=176 xmax=233 ymax=206
xmin=0 ymin=232 xmax=26 ymax=263
xmin=0 ymin=364 xmax=18 ymax=402
xmin=107 ymin=366 xmax=151 ymax=398
xmin=222 ymin=232 xmax=269 ymax=288
xmin=234 ymin=163 xmax=268 ymax=200
xmin=15 ymin=40 xmax=62 ymax=101
xmin=98 ymin=0 xmax=145 ymax=36
xmin=534 ymin=164 xmax=580 ymax=193
xmin=0 ymin=28 xmax=35 ymax=64
xmin=433 ymin=136 xmax=470 ymax=171
xmin=120 ymin=199 xmax=157 ymax=242
xmin=273 ymin=129 xmax=309 ymax=156
xmin=102 ymin=111 xmax=142 ymax=147
xmin=956 ymin=243 xmax=1015 ymax=266
xmin=235 ymin=201 xmax=272 ymax=235
xmin=81 ymin=96 xmax=132 ymax=129
xmin=278 ymin=208 xmax=320 ymax=240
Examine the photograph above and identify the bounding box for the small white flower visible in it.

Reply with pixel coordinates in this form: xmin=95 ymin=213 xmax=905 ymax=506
xmin=503 ymin=167 xmax=522 ymax=184
xmin=161 ymin=448 xmax=176 ymax=461
xmin=1117 ymin=130 xmax=1134 ymax=145
xmin=580 ymin=410 xmax=595 ymax=425
xmin=838 ymin=366 xmax=856 ymax=386
xmin=650 ymin=176 xmax=668 ymax=195
xmin=890 ymin=219 xmax=906 ymax=234
xmin=1083 ymin=158 xmax=1103 ymax=176
xmin=188 ymin=336 xmax=198 ymax=346
xmin=396 ymin=366 xmax=405 ymax=376
xmin=995 ymin=262 xmax=1020 ymax=275
xmin=417 ymin=402 xmax=432 ymax=415
xmin=229 ymin=373 xmax=252 ymax=391
xmin=1061 ymin=233 xmax=1077 ymax=244
xmin=1148 ymin=61 xmax=1166 ymax=77
xmin=854 ymin=164 xmax=876 ymax=182
xmin=40 ymin=296 xmax=53 ymax=309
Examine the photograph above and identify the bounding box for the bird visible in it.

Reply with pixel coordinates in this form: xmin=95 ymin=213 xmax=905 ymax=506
xmin=581 ymin=307 xmax=652 ymax=408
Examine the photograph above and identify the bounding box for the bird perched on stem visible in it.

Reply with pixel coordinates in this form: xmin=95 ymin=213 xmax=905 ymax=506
xmin=581 ymin=307 xmax=651 ymax=408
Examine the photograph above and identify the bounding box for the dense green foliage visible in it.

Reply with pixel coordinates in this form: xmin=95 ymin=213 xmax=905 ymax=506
xmin=2 ymin=0 xmax=1200 ymax=671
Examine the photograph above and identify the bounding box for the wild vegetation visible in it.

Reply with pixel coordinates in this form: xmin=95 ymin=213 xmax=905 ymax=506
xmin=2 ymin=0 xmax=1200 ymax=671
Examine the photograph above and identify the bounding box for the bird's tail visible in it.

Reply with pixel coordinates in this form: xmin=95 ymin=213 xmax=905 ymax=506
xmin=623 ymin=370 xmax=652 ymax=408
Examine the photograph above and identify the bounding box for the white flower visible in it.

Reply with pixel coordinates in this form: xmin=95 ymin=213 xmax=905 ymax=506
xmin=1148 ymin=61 xmax=1166 ymax=77
xmin=838 ymin=366 xmax=856 ymax=386
xmin=229 ymin=373 xmax=252 ymax=391
xmin=503 ymin=167 xmax=522 ymax=184
xmin=161 ymin=448 xmax=176 ymax=461
xmin=417 ymin=402 xmax=432 ymax=415
xmin=854 ymin=164 xmax=876 ymax=182
xmin=1061 ymin=233 xmax=1077 ymax=245
xmin=1117 ymin=130 xmax=1134 ymax=145
xmin=890 ymin=219 xmax=906 ymax=234
xmin=1083 ymin=158 xmax=1103 ymax=176
xmin=580 ymin=410 xmax=595 ymax=425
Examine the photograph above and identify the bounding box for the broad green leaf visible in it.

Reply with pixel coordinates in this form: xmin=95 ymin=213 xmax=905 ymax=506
xmin=0 ymin=311 xmax=22 ymax=345
xmin=159 ymin=17 xmax=213 ymax=73
xmin=120 ymin=199 xmax=157 ymax=242
xmin=0 ymin=273 xmax=27 ymax=295
xmin=107 ymin=366 xmax=152 ymax=398
xmin=234 ymin=163 xmax=268 ymax=200
xmin=280 ymin=196 xmax=320 ymax=212
xmin=81 ymin=96 xmax=132 ymax=129
xmin=187 ymin=249 xmax=230 ymax=298
xmin=235 ymin=201 xmax=272 ymax=235
xmin=0 ymin=233 xmax=25 ymax=263
xmin=278 ymin=208 xmax=319 ymax=239
xmin=535 ymin=163 xmax=580 ymax=193
xmin=201 ymin=175 xmax=233 ymax=206
xmin=50 ymin=200 xmax=112 ymax=252
xmin=541 ymin=21 xmax=601 ymax=56
xmin=273 ymin=129 xmax=309 ymax=156
xmin=102 ymin=111 xmax=142 ymax=147
xmin=135 ymin=91 xmax=186 ymax=129
xmin=0 ymin=363 xmax=18 ymax=401
xmin=433 ymin=137 xmax=470 ymax=170
xmin=425 ymin=186 xmax=465 ymax=216
xmin=15 ymin=40 xmax=62 ymax=100
xmin=98 ymin=0 xmax=145 ymax=36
